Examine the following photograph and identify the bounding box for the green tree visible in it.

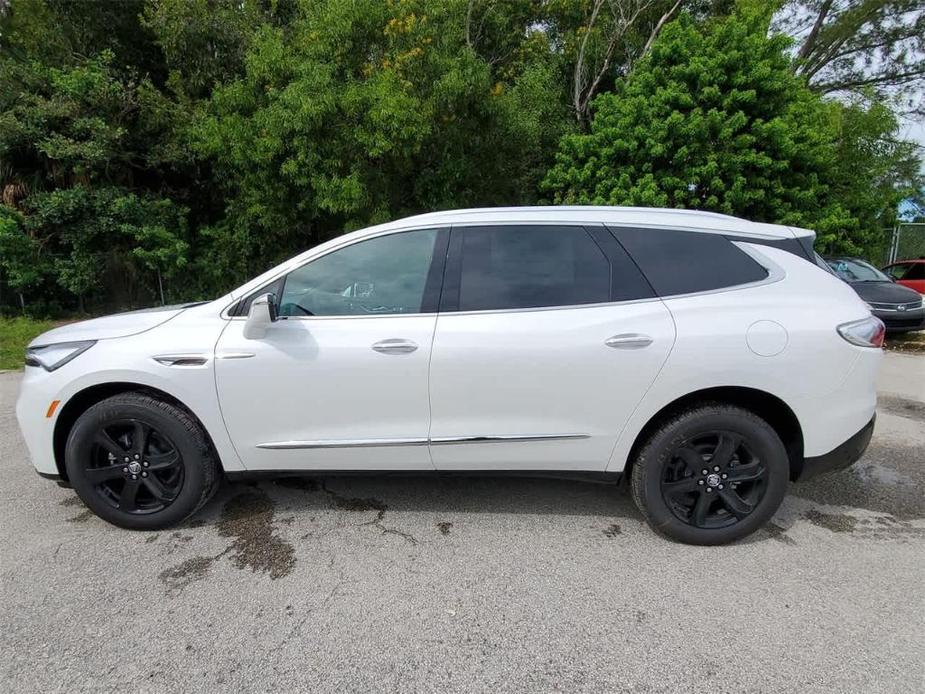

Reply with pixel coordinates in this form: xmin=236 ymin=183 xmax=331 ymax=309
xmin=776 ymin=1 xmax=925 ymax=113
xmin=542 ymin=8 xmax=921 ymax=254
xmin=191 ymin=0 xmax=572 ymax=280
xmin=0 ymin=50 xmax=189 ymax=310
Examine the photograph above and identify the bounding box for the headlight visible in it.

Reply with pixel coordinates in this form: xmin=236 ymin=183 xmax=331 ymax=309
xmin=25 ymin=340 xmax=96 ymax=371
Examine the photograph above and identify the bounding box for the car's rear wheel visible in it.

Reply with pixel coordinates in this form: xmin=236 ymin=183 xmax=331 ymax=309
xmin=65 ymin=392 xmax=219 ymax=530
xmin=630 ymin=403 xmax=789 ymax=545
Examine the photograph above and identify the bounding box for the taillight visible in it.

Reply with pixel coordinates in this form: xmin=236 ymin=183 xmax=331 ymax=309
xmin=837 ymin=316 xmax=885 ymax=348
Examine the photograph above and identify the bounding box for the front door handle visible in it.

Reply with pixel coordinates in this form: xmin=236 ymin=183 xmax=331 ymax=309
xmin=605 ymin=333 xmax=653 ymax=349
xmin=372 ymin=339 xmax=418 ymax=355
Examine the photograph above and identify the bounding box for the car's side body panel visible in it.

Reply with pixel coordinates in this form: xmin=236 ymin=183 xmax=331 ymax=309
xmin=16 ymin=302 xmax=246 ymax=476
xmin=606 ymin=244 xmax=878 ymax=472
xmin=428 ymin=300 xmax=676 ymax=470
xmin=213 ymin=314 xmax=437 ymax=471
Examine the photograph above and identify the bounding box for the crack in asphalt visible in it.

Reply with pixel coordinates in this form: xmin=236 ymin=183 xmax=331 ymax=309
xmin=320 ymin=480 xmax=418 ymax=545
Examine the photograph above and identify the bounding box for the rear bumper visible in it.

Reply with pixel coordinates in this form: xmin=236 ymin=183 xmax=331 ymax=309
xmin=795 ymin=415 xmax=875 ymax=481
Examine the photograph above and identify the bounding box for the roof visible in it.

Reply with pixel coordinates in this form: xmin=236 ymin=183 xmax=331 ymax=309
xmin=362 ymin=206 xmax=811 ymax=240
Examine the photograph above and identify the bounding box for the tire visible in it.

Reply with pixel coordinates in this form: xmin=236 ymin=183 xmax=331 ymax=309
xmin=65 ymin=392 xmax=220 ymax=530
xmin=630 ymin=403 xmax=789 ymax=545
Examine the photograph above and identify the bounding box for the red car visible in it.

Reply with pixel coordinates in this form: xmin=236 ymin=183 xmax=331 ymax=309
xmin=883 ymin=259 xmax=925 ymax=294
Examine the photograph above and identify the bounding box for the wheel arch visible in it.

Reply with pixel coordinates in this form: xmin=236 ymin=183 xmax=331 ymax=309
xmin=624 ymin=386 xmax=805 ymax=482
xmin=52 ymin=382 xmax=222 ymax=481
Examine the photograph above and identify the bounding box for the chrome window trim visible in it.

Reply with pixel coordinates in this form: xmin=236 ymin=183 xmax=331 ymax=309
xmin=256 ymin=433 xmax=590 ymax=450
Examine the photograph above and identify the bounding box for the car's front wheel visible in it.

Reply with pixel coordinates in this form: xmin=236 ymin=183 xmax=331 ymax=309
xmin=65 ymin=392 xmax=219 ymax=530
xmin=630 ymin=403 xmax=789 ymax=545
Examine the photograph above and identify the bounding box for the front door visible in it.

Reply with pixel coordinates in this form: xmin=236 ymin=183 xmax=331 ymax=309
xmin=428 ymin=224 xmax=675 ymax=471
xmin=215 ymin=228 xmax=446 ymax=471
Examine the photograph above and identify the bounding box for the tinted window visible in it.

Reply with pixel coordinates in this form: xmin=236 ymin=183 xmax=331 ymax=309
xmin=884 ymin=263 xmax=909 ymax=279
xmin=612 ymin=227 xmax=769 ymax=296
xmin=898 ymin=263 xmax=924 ymax=280
xmin=454 ymin=225 xmax=610 ymax=311
xmin=278 ymin=229 xmax=438 ymax=316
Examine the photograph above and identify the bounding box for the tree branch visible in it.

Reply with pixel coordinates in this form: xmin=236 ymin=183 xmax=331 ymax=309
xmin=639 ymin=0 xmax=683 ymax=61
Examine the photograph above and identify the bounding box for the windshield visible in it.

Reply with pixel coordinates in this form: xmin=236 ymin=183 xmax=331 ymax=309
xmin=825 ymin=258 xmax=891 ymax=282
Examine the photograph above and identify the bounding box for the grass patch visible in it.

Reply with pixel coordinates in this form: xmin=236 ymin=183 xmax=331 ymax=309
xmin=0 ymin=317 xmax=58 ymax=370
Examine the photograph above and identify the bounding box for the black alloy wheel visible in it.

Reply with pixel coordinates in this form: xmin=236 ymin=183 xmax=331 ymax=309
xmin=86 ymin=419 xmax=184 ymax=514
xmin=630 ymin=403 xmax=789 ymax=545
xmin=65 ymin=392 xmax=220 ymax=530
xmin=659 ymin=432 xmax=768 ymax=529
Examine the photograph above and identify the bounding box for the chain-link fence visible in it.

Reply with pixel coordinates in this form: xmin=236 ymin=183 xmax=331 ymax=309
xmin=887 ymin=223 xmax=925 ymax=265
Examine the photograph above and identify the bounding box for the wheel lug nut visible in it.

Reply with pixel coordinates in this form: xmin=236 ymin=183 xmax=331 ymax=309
xmin=122 ymin=467 xmax=128 ymax=473
xmin=134 ymin=454 xmax=140 ymax=460
xmin=701 ymin=469 xmax=709 ymax=475
xmin=718 ymin=484 xmax=724 ymax=489
xmin=713 ymin=466 xmax=720 ymax=472
xmin=142 ymin=472 xmax=148 ymax=478
xmin=131 ymin=474 xmax=138 ymax=480
xmin=721 ymin=473 xmax=727 ymax=479
xmin=123 ymin=457 xmax=129 ymax=462
xmin=705 ymin=487 xmax=712 ymax=493
xmin=698 ymin=480 xmax=704 ymax=485
xmin=142 ymin=461 xmax=149 ymax=467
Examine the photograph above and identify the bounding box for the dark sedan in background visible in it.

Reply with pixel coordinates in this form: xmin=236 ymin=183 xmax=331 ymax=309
xmin=825 ymin=257 xmax=924 ymax=333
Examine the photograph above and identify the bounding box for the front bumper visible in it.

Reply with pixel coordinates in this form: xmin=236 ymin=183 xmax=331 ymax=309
xmin=872 ymin=308 xmax=925 ymax=333
xmin=795 ymin=415 xmax=875 ymax=481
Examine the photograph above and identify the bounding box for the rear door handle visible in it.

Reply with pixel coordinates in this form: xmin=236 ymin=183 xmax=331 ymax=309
xmin=372 ymin=339 xmax=418 ymax=355
xmin=605 ymin=333 xmax=653 ymax=349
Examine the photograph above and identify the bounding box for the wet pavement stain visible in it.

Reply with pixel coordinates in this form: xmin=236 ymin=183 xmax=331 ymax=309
xmin=59 ymin=496 xmax=82 ymax=507
xmin=274 ymin=478 xmax=320 ymax=492
xmin=322 ymin=482 xmax=417 ymax=545
xmin=603 ymin=523 xmax=622 ymax=538
xmin=217 ymin=490 xmax=296 ymax=579
xmin=804 ymin=509 xmax=859 ymax=533
xmin=436 ymin=521 xmax=453 ymax=536
xmin=878 ymin=395 xmax=925 ymax=422
xmin=67 ymin=510 xmax=94 ymax=523
xmin=145 ymin=534 xmax=159 ymax=544
xmin=794 ymin=442 xmax=924 ymax=520
xmin=159 ymin=556 xmax=215 ymax=592
xmin=762 ymin=522 xmax=797 ymax=545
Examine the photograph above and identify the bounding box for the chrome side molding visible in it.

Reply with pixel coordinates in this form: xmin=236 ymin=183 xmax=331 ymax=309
xmin=257 ymin=438 xmax=429 ymax=450
xmin=429 ymin=433 xmax=590 ymax=445
xmin=256 ymin=433 xmax=590 ymax=450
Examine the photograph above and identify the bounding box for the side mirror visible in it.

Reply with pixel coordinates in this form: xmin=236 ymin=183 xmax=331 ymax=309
xmin=243 ymin=293 xmax=278 ymax=340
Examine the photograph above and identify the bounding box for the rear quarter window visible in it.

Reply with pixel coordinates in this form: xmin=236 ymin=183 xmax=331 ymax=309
xmin=610 ymin=227 xmax=769 ymax=297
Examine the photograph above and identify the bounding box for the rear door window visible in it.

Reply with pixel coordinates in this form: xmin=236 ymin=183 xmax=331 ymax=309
xmin=450 ymin=225 xmax=611 ymax=312
xmin=610 ymin=227 xmax=769 ymax=297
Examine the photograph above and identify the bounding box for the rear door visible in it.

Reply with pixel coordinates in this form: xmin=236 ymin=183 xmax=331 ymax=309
xmin=427 ymin=224 xmax=676 ymax=471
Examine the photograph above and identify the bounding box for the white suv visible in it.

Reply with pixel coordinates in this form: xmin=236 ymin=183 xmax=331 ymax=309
xmin=16 ymin=207 xmax=883 ymax=544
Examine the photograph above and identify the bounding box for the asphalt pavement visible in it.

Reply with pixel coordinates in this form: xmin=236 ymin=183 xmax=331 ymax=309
xmin=1 ymin=351 xmax=923 ymax=693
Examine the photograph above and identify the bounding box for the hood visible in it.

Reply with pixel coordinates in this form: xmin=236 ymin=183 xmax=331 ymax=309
xmin=29 ymin=304 xmax=193 ymax=347
xmin=846 ymin=281 xmax=923 ymax=304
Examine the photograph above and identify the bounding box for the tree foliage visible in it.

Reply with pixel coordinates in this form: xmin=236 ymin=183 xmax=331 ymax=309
xmin=0 ymin=0 xmax=921 ymax=314
xmin=190 ymin=0 xmax=573 ymax=279
xmin=776 ymin=0 xmax=925 ymax=112
xmin=543 ymin=7 xmax=922 ymax=254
